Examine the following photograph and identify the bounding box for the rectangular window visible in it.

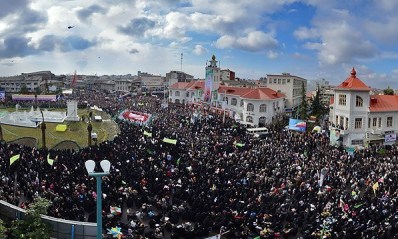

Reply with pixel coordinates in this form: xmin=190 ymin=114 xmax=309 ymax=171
xmin=278 ymin=79 xmax=281 ymax=84
xmin=387 ymin=117 xmax=393 ymax=127
xmin=338 ymin=94 xmax=346 ymax=105
xmin=282 ymin=79 xmax=286 ymax=84
xmin=287 ymin=79 xmax=290 ymax=83
xmin=273 ymin=79 xmax=277 ymax=83
xmin=378 ymin=117 xmax=381 ymax=127
xmin=340 ymin=116 xmax=344 ymax=128
xmin=373 ymin=118 xmax=377 ymax=127
xmin=368 ymin=118 xmax=371 ymax=128
xmin=351 ymin=140 xmax=364 ymax=145
xmin=335 ymin=115 xmax=338 ymax=125
xmin=355 ymin=118 xmax=362 ymax=129
xmin=269 ymin=79 xmax=272 ymax=84
xmin=345 ymin=118 xmax=349 ymax=130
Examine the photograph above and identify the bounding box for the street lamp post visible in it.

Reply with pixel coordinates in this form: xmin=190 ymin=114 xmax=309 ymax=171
xmin=85 ymin=160 xmax=111 ymax=239
xmin=40 ymin=110 xmax=46 ymax=149
xmin=87 ymin=120 xmax=92 ymax=147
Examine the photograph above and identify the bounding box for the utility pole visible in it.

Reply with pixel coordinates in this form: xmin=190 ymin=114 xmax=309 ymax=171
xmin=180 ymin=53 xmax=183 ymax=72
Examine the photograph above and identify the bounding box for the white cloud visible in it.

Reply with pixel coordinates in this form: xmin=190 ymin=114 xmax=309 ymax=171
xmin=267 ymin=50 xmax=279 ymax=59
xmin=215 ymin=31 xmax=278 ymax=52
xmin=294 ymin=27 xmax=319 ymax=40
xmin=193 ymin=44 xmax=207 ymax=55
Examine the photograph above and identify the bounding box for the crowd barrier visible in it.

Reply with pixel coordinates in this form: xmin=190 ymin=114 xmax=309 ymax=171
xmin=0 ymin=200 xmax=97 ymax=239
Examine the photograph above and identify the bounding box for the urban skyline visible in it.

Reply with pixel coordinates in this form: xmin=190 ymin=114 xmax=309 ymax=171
xmin=1 ymin=1 xmax=398 ymax=87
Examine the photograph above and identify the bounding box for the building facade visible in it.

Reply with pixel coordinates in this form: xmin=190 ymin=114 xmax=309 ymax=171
xmin=0 ymin=71 xmax=61 ymax=94
xmin=329 ymin=68 xmax=398 ymax=147
xmin=266 ymin=73 xmax=307 ymax=113
xmin=169 ymin=81 xmax=285 ymax=126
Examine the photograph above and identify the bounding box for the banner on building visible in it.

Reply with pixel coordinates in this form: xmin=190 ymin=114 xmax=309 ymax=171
xmin=288 ymin=118 xmax=307 ymax=132
xmin=204 ymin=68 xmax=213 ymax=102
xmin=385 ymin=133 xmax=396 ymax=143
xmin=0 ymin=90 xmax=5 ymax=101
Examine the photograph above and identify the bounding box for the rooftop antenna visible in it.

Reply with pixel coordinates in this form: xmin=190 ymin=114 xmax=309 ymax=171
xmin=180 ymin=53 xmax=183 ymax=72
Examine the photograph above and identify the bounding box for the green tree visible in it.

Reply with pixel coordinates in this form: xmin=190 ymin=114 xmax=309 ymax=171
xmin=311 ymin=86 xmax=325 ymax=117
xmin=0 ymin=219 xmax=7 ymax=238
xmin=19 ymin=84 xmax=29 ymax=94
xmin=384 ymin=86 xmax=394 ymax=95
xmin=9 ymin=197 xmax=52 ymax=239
xmin=34 ymin=87 xmax=42 ymax=96
xmin=299 ymin=82 xmax=308 ymax=120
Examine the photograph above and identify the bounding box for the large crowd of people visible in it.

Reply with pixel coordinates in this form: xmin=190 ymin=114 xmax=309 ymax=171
xmin=1 ymin=90 xmax=398 ymax=238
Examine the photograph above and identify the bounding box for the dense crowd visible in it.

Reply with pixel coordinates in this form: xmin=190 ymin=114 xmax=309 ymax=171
xmin=1 ymin=90 xmax=398 ymax=238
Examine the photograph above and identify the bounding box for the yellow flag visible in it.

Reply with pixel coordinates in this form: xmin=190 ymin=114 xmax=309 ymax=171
xmin=10 ymin=154 xmax=20 ymax=165
xmin=47 ymin=154 xmax=54 ymax=166
xmin=372 ymin=182 xmax=379 ymax=194
xmin=163 ymin=138 xmax=177 ymax=145
xmin=143 ymin=131 xmax=152 ymax=137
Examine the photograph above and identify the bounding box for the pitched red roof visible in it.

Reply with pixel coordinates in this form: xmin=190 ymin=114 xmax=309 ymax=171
xmin=335 ymin=67 xmax=371 ymax=91
xmin=171 ymin=81 xmax=285 ymax=100
xmin=169 ymin=82 xmax=190 ymax=89
xmin=369 ymin=95 xmax=398 ymax=112
xmin=241 ymin=88 xmax=285 ymax=100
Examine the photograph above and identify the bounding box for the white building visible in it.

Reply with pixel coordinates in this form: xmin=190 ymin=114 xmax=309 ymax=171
xmin=165 ymin=71 xmax=194 ymax=90
xmin=169 ymin=81 xmax=285 ymax=126
xmin=329 ymin=68 xmax=398 ymax=147
xmin=266 ymin=73 xmax=307 ymax=113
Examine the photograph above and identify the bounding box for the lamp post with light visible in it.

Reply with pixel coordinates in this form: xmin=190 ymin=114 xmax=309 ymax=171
xmin=85 ymin=160 xmax=111 ymax=239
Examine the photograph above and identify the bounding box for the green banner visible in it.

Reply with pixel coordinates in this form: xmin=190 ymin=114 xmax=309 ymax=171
xmin=144 ymin=130 xmax=152 ymax=137
xmin=234 ymin=142 xmax=245 ymax=147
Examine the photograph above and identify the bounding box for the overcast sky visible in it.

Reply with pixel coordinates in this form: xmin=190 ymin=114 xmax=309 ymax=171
xmin=0 ymin=0 xmax=398 ymax=88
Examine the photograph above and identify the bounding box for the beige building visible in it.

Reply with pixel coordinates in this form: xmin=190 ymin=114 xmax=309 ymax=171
xmin=0 ymin=71 xmax=63 ymax=94
xmin=265 ymin=73 xmax=307 ymax=113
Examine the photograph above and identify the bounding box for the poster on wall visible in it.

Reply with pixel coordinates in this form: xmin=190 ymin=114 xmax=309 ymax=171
xmin=0 ymin=90 xmax=5 ymax=101
xmin=204 ymin=68 xmax=213 ymax=102
xmin=288 ymin=118 xmax=307 ymax=132
xmin=385 ymin=133 xmax=396 ymax=143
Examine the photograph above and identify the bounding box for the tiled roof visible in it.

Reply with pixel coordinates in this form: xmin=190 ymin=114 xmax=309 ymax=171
xmin=241 ymin=88 xmax=284 ymax=100
xmin=168 ymin=82 xmax=190 ymax=89
xmin=169 ymin=81 xmax=285 ymax=100
xmin=335 ymin=67 xmax=371 ymax=91
xmin=369 ymin=95 xmax=398 ymax=112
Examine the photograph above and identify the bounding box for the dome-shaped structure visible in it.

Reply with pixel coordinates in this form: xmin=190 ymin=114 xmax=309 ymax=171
xmin=336 ymin=67 xmax=370 ymax=91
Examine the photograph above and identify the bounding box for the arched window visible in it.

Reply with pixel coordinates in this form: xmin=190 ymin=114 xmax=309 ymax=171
xmin=240 ymin=99 xmax=244 ymax=107
xmin=231 ymin=98 xmax=237 ymax=106
xmin=356 ymin=96 xmax=363 ymax=107
xmin=247 ymin=103 xmax=254 ymax=112
xmin=175 ymin=99 xmax=180 ymax=103
xmin=175 ymin=91 xmax=180 ymax=97
xmin=246 ymin=116 xmax=253 ymax=123
xmin=259 ymin=104 xmax=267 ymax=112
xmin=259 ymin=116 xmax=266 ymax=127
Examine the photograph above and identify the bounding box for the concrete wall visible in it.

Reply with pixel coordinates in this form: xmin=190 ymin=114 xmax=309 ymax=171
xmin=0 ymin=200 xmax=97 ymax=239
